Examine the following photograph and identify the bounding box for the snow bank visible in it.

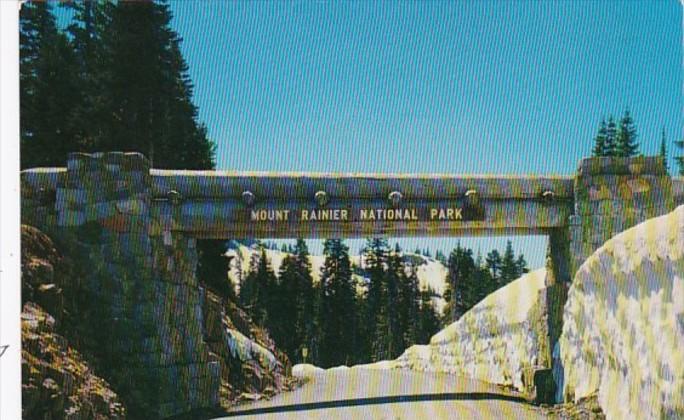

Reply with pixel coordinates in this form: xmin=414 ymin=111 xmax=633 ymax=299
xmin=560 ymin=206 xmax=684 ymax=419
xmin=390 ymin=268 xmax=549 ymax=393
xmin=353 ymin=360 xmax=398 ymax=370
xmin=292 ymin=363 xmax=325 ymax=378
xmin=225 ymin=327 xmax=278 ymax=371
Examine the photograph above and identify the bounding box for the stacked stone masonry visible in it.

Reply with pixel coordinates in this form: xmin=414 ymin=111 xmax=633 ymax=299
xmin=22 ymin=152 xmax=220 ymax=418
xmin=569 ymin=156 xmax=674 ymax=276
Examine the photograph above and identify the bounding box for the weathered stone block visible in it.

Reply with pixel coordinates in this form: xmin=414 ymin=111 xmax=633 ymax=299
xmin=55 ymin=187 xmax=88 ymax=210
xmin=98 ymin=214 xmax=150 ymax=233
xmin=116 ymin=233 xmax=152 ymax=257
xmin=57 ymin=210 xmax=86 ymax=227
xmin=162 ymin=230 xmax=173 ymax=247
xmin=120 ymin=171 xmax=151 ymax=191
xmin=587 ymin=183 xmax=612 ymax=201
xmin=102 ymin=151 xmax=125 ymax=166
xmin=577 ymin=156 xmax=667 ymax=177
xmin=104 ymin=164 xmax=121 ymax=175
xmin=120 ymin=152 xmax=150 ymax=172
xmin=67 ymin=152 xmax=93 ymax=172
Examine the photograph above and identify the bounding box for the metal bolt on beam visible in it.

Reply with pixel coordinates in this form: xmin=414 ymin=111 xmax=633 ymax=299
xmin=167 ymin=190 xmax=183 ymax=206
xmin=388 ymin=191 xmax=403 ymax=207
xmin=242 ymin=190 xmax=255 ymax=207
xmin=315 ymin=190 xmax=329 ymax=207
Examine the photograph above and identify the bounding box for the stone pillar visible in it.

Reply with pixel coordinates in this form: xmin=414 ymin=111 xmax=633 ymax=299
xmin=50 ymin=152 xmax=219 ymax=417
xmin=547 ymin=155 xmax=674 ymax=404
xmin=545 ymin=229 xmax=571 ymax=349
xmin=537 ymin=227 xmax=571 ymax=404
xmin=569 ymin=156 xmax=674 ymax=275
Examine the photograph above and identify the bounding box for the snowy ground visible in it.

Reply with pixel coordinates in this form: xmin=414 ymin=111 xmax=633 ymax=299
xmin=307 ymin=268 xmax=550 ymax=396
xmin=225 ymin=243 xmax=448 ymax=313
xmin=226 ymin=368 xmax=546 ymax=419
xmin=559 ymin=206 xmax=684 ymax=419
xmin=230 ymin=240 xmax=615 ymax=411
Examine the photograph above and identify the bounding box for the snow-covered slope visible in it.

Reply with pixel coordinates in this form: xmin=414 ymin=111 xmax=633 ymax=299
xmin=225 ymin=244 xmax=328 ymax=286
xmin=559 ymin=206 xmax=684 ymax=419
xmin=225 ymin=244 xmax=448 ymax=313
xmin=364 ymin=268 xmax=549 ymax=394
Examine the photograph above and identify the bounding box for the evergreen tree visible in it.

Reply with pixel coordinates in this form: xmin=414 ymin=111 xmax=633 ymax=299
xmin=500 ymin=240 xmax=518 ymax=286
xmin=273 ymin=255 xmax=301 ymax=361
xmin=592 ymin=118 xmax=608 ymax=157
xmin=292 ymin=239 xmax=316 ymax=363
xmin=362 ymin=238 xmax=389 ymax=361
xmin=270 ymin=242 xmax=317 ymax=364
xmin=660 ymin=128 xmax=669 ymax=172
xmin=259 ymin=249 xmax=278 ymax=327
xmin=675 ymin=137 xmax=684 ymax=176
xmin=239 ymin=251 xmax=261 ymax=314
xmin=318 ymin=239 xmax=357 ymax=367
xmin=196 ymin=240 xmax=235 ymax=301
xmin=441 ymin=279 xmax=452 ymax=322
xmin=472 ymin=253 xmax=495 ymax=303
xmin=445 ymin=245 xmax=476 ymax=321
xmin=417 ymin=287 xmax=440 ymax=344
xmin=398 ymin=258 xmax=420 ymax=347
xmin=240 ymin=247 xmax=275 ymax=326
xmin=485 ymin=249 xmax=502 ymax=286
xmin=309 ymin=281 xmax=323 ymax=365
xmin=515 ymin=254 xmax=529 ymax=278
xmin=383 ymin=244 xmax=404 ymax=359
xmin=470 ymin=265 xmax=487 ymax=305
xmin=21 ymin=1 xmax=216 ymax=168
xmin=616 ymin=108 xmax=639 ymax=157
xmin=63 ymin=0 xmax=111 ymax=152
xmin=604 ymin=115 xmax=618 ymax=157
xmin=435 ymin=250 xmax=447 ymax=265
xmin=96 ymin=0 xmax=215 ymax=169
xmin=20 ymin=1 xmax=81 ymax=168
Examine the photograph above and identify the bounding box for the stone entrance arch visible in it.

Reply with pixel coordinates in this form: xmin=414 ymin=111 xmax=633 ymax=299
xmin=20 ymin=152 xmax=677 ymax=415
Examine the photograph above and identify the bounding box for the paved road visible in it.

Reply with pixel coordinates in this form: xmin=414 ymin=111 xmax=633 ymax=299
xmin=218 ymin=368 xmax=548 ymax=419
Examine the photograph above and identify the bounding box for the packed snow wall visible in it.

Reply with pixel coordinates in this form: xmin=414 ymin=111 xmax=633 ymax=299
xmin=391 ymin=269 xmax=550 ymax=397
xmin=559 ymin=205 xmax=684 ymax=419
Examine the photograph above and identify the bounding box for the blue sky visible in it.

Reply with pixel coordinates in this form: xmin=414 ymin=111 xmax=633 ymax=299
xmin=171 ymin=1 xmax=681 ymax=175
xmin=171 ymin=1 xmax=681 ymax=265
xmin=62 ymin=1 xmax=684 ymax=265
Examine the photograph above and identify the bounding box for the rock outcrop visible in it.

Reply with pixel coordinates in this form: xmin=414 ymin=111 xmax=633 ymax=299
xmin=22 ymin=303 xmax=126 ymax=419
xmin=559 ymin=205 xmax=684 ymax=419
xmin=21 ymin=225 xmax=66 ymax=323
xmin=202 ymin=289 xmax=293 ymax=408
xmin=22 ymin=225 xmax=126 ymax=418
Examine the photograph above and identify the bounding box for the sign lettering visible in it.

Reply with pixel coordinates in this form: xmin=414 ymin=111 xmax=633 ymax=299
xmin=248 ymin=207 xmax=482 ymax=222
